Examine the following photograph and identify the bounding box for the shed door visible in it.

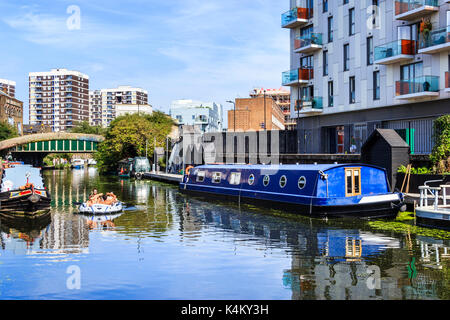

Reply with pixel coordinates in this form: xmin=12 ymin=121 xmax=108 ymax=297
xmin=345 ymin=168 xmax=361 ymax=197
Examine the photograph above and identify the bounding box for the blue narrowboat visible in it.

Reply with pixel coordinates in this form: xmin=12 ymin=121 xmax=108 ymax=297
xmin=179 ymin=164 xmax=406 ymax=218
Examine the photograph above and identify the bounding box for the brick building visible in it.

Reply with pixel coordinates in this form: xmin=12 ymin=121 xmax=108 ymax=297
xmin=250 ymin=88 xmax=296 ymax=130
xmin=0 ymin=91 xmax=23 ymax=135
xmin=29 ymin=68 xmax=90 ymax=132
xmin=228 ymin=96 xmax=286 ymax=132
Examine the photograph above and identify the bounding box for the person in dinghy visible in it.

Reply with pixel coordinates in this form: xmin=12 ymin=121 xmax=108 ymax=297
xmin=79 ymin=190 xmax=123 ymax=214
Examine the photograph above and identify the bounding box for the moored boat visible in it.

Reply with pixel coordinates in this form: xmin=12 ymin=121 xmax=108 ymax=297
xmin=180 ymin=164 xmax=406 ymax=218
xmin=0 ymin=163 xmax=51 ymax=218
xmin=78 ymin=201 xmax=123 ymax=215
xmin=71 ymin=159 xmax=85 ymax=169
xmin=415 ymin=182 xmax=450 ymax=230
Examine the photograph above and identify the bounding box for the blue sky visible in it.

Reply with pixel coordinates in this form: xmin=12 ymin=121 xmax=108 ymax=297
xmin=0 ymin=0 xmax=289 ymax=125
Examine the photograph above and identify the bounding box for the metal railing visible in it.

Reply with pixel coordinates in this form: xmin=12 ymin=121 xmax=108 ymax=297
xmin=419 ymin=180 xmax=449 ymax=210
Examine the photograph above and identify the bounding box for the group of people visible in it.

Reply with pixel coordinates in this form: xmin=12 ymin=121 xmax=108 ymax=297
xmin=86 ymin=189 xmax=118 ymax=207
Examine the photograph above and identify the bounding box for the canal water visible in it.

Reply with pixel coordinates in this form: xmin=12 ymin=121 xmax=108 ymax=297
xmin=1 ymin=168 xmax=450 ymax=300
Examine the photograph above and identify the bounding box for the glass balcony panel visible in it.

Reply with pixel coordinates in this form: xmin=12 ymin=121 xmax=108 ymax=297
xmin=395 ymin=0 xmax=438 ymax=15
xmin=281 ymin=7 xmax=313 ymax=27
xmin=294 ymin=97 xmax=323 ymax=111
xmin=418 ymin=26 xmax=450 ymax=49
xmin=295 ymin=33 xmax=323 ymax=50
xmin=374 ymin=40 xmax=416 ymax=61
xmin=395 ymin=76 xmax=439 ymax=95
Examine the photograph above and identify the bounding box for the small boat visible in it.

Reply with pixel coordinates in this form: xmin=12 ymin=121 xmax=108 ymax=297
xmin=71 ymin=159 xmax=85 ymax=169
xmin=78 ymin=201 xmax=123 ymax=215
xmin=415 ymin=181 xmax=450 ymax=229
xmin=0 ymin=164 xmax=51 ymax=218
xmin=180 ymin=164 xmax=406 ymax=218
xmin=118 ymin=158 xmax=132 ymax=178
xmin=87 ymin=159 xmax=97 ymax=166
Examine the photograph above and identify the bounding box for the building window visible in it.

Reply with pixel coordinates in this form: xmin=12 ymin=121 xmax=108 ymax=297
xmin=349 ymin=76 xmax=356 ymax=104
xmin=344 ymin=0 xmax=348 ymax=4
xmin=349 ymin=8 xmax=355 ymax=36
xmin=367 ymin=36 xmax=373 ymax=65
xmin=345 ymin=168 xmax=361 ymax=197
xmin=328 ymin=81 xmax=334 ymax=107
xmin=323 ymin=51 xmax=328 ymax=76
xmin=373 ymin=71 xmax=380 ymax=100
xmin=328 ymin=16 xmax=334 ymax=43
xmin=323 ymin=0 xmax=328 ymax=12
xmin=344 ymin=44 xmax=350 ymax=71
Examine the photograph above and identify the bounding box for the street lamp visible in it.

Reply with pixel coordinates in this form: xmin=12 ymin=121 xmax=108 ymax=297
xmin=226 ymin=100 xmax=236 ymax=132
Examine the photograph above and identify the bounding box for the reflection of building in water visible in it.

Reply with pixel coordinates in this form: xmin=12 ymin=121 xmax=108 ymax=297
xmin=46 ymin=170 xmax=89 ymax=208
xmin=39 ymin=211 xmax=90 ymax=254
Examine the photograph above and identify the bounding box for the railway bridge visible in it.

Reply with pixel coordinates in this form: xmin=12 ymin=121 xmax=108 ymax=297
xmin=0 ymin=132 xmax=105 ymax=166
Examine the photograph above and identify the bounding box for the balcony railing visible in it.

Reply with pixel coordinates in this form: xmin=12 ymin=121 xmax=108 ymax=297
xmin=294 ymin=33 xmax=323 ymax=53
xmin=374 ymin=40 xmax=416 ymax=64
xmin=395 ymin=0 xmax=439 ymax=20
xmin=395 ymin=76 xmax=439 ymax=96
xmin=294 ymin=97 xmax=323 ymax=112
xmin=282 ymin=68 xmax=314 ymax=86
xmin=281 ymin=7 xmax=313 ymax=28
xmin=418 ymin=26 xmax=450 ymax=53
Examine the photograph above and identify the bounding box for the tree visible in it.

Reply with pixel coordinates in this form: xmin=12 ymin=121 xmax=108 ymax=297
xmin=0 ymin=121 xmax=18 ymax=141
xmin=94 ymin=112 xmax=175 ymax=173
xmin=430 ymin=115 xmax=450 ymax=173
xmin=69 ymin=121 xmax=106 ymax=136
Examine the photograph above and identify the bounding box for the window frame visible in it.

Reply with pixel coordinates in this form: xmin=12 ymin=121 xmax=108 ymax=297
xmin=196 ymin=171 xmax=206 ymax=182
xmin=212 ymin=172 xmax=222 ymax=184
xmin=345 ymin=167 xmax=362 ymax=197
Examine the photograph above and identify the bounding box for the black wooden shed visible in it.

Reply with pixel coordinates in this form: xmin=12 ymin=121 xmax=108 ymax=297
xmin=361 ymin=129 xmax=410 ymax=190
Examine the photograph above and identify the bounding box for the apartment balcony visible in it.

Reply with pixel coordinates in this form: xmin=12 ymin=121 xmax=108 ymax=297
xmin=395 ymin=76 xmax=440 ymax=100
xmin=374 ymin=40 xmax=416 ymax=65
xmin=294 ymin=34 xmax=323 ymax=54
xmin=395 ymin=0 xmax=439 ymax=21
xmin=294 ymin=97 xmax=323 ymax=115
xmin=282 ymin=68 xmax=314 ymax=86
xmin=281 ymin=7 xmax=313 ymax=28
xmin=446 ymin=72 xmax=450 ymax=92
xmin=418 ymin=27 xmax=450 ymax=54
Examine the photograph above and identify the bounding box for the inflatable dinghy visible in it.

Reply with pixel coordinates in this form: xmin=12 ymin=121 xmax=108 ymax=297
xmin=78 ymin=202 xmax=123 ymax=215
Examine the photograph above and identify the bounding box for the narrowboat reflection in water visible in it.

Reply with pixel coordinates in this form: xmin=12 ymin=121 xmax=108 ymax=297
xmin=180 ymin=164 xmax=406 ymax=218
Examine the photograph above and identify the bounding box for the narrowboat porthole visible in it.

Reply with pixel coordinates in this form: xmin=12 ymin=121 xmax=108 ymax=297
xmin=263 ymin=175 xmax=270 ymax=187
xmin=279 ymin=175 xmax=287 ymax=188
xmin=248 ymin=174 xmax=255 ymax=185
xmin=196 ymin=171 xmax=205 ymax=182
xmin=298 ymin=176 xmax=306 ymax=189
xmin=229 ymin=172 xmax=241 ymax=185
xmin=212 ymin=172 xmax=222 ymax=184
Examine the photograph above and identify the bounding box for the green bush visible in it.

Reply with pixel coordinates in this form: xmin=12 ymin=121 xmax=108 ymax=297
xmin=430 ymin=115 xmax=450 ymax=173
xmin=397 ymin=165 xmax=432 ymax=175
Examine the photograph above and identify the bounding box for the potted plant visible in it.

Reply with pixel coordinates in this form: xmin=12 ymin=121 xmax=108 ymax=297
xmin=420 ymin=18 xmax=433 ymax=47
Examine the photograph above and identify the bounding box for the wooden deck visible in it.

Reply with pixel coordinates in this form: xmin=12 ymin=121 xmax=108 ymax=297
xmin=142 ymin=172 xmax=183 ymax=185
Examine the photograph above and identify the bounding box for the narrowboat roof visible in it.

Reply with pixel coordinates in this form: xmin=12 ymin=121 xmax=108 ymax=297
xmin=193 ymin=163 xmax=385 ymax=172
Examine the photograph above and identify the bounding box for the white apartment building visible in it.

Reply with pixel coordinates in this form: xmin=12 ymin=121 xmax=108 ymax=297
xmin=116 ymin=104 xmax=153 ymax=117
xmin=89 ymin=86 xmax=148 ymax=127
xmin=282 ymin=0 xmax=450 ymax=154
xmin=0 ymin=79 xmax=16 ymax=98
xmin=29 ymin=69 xmax=90 ymax=132
xmin=170 ymin=99 xmax=223 ymax=133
